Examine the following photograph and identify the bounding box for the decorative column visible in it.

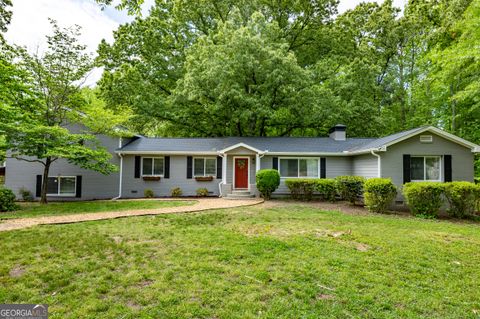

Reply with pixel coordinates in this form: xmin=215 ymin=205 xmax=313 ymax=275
xmin=256 ymin=153 xmax=260 ymax=172
xmin=222 ymin=154 xmax=227 ymax=184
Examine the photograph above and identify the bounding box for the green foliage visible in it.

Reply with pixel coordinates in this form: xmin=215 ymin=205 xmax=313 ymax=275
xmin=143 ymin=189 xmax=154 ymax=198
xmin=285 ymin=179 xmax=317 ymax=201
xmin=314 ymin=179 xmax=337 ymax=202
xmin=0 ymin=187 xmax=18 ymax=212
xmin=444 ymin=181 xmax=480 ymax=218
xmin=0 ymin=20 xmax=120 ymax=204
xmin=171 ymin=187 xmax=183 ymax=197
xmin=335 ymin=176 xmax=366 ymax=205
xmin=18 ymin=187 xmax=34 ymax=202
xmin=196 ymin=188 xmax=209 ymax=197
xmin=363 ymin=178 xmax=397 ymax=213
xmin=255 ymin=169 xmax=280 ymax=200
xmin=403 ymin=182 xmax=445 ymax=218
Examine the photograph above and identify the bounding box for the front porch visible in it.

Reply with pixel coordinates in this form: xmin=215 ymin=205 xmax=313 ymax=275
xmin=218 ymin=143 xmax=266 ymax=198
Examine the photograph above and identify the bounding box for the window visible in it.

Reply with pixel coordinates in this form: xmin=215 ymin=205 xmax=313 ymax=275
xmin=194 ymin=158 xmax=216 ymax=177
xmin=47 ymin=176 xmax=76 ymax=196
xmin=279 ymin=158 xmax=319 ymax=178
xmin=411 ymin=156 xmax=441 ymax=181
xmin=142 ymin=157 xmax=164 ymax=176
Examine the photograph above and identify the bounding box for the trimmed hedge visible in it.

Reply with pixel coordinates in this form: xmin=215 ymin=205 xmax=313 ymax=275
xmin=196 ymin=187 xmax=209 ymax=197
xmin=0 ymin=187 xmax=18 ymax=212
xmin=335 ymin=176 xmax=365 ymax=205
xmin=285 ymin=179 xmax=317 ymax=201
xmin=315 ymin=179 xmax=337 ymax=202
xmin=170 ymin=187 xmax=183 ymax=197
xmin=144 ymin=188 xmax=154 ymax=198
xmin=403 ymin=182 xmax=445 ymax=217
xmin=256 ymin=169 xmax=280 ymax=200
xmin=364 ymin=178 xmax=397 ymax=213
xmin=444 ymin=181 xmax=480 ymax=218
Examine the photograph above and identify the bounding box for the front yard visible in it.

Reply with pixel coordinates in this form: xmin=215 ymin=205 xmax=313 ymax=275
xmin=1 ymin=201 xmax=479 ymax=318
xmin=0 ymin=199 xmax=196 ymax=220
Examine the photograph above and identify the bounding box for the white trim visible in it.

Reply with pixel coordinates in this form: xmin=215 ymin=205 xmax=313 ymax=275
xmin=220 ymin=143 xmax=265 ymax=154
xmin=222 ymin=154 xmax=227 ymax=184
xmin=278 ymin=157 xmax=321 ymax=179
xmin=232 ymin=156 xmax=250 ymax=190
xmin=193 ymin=157 xmax=217 ymax=177
xmin=113 ymin=154 xmax=123 ymax=200
xmin=141 ymin=156 xmax=165 ymax=177
xmin=410 ymin=155 xmax=442 ymax=182
xmin=117 ymin=151 xmax=219 ymax=155
xmin=46 ymin=176 xmax=77 ymax=197
xmin=383 ymin=126 xmax=479 ymax=151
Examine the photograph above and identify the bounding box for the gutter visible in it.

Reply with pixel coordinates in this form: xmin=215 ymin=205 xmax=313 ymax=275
xmin=112 ymin=153 xmax=123 ymax=200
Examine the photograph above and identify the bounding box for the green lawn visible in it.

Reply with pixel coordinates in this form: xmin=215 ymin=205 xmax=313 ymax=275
xmin=1 ymin=201 xmax=479 ymax=318
xmin=0 ymin=200 xmax=196 ymax=220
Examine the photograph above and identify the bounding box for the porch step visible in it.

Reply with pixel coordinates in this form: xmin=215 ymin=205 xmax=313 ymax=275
xmin=225 ymin=192 xmax=255 ymax=199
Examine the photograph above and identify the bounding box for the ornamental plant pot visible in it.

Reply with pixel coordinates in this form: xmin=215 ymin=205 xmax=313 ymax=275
xmin=142 ymin=176 xmax=161 ymax=181
xmin=195 ymin=176 xmax=214 ymax=182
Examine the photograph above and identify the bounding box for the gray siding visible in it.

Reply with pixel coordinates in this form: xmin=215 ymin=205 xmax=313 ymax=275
xmin=5 ymin=134 xmax=121 ymax=200
xmin=352 ymin=154 xmax=378 ymax=179
xmin=121 ymin=155 xmax=221 ymax=197
xmin=381 ymin=132 xmax=474 ymax=196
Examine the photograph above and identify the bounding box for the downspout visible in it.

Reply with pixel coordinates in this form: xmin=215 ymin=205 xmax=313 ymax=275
xmin=370 ymin=149 xmax=381 ymax=178
xmin=217 ymin=153 xmax=225 ymax=197
xmin=112 ymin=153 xmax=123 ymax=200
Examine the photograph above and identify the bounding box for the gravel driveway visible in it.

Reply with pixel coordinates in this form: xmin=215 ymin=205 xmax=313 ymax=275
xmin=0 ymin=198 xmax=263 ymax=232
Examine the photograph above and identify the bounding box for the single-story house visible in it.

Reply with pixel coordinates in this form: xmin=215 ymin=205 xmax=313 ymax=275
xmin=5 ymin=124 xmax=480 ymax=201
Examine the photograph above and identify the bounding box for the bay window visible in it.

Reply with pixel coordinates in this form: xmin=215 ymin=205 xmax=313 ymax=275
xmin=279 ymin=158 xmax=319 ymax=178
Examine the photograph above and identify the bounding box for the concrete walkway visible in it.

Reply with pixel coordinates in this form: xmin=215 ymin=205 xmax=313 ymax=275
xmin=0 ymin=198 xmax=263 ymax=232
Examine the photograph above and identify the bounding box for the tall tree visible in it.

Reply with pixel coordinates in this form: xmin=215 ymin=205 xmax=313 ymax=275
xmin=0 ymin=21 xmax=118 ymax=203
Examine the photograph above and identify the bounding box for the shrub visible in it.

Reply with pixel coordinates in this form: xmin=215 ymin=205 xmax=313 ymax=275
xmin=144 ymin=188 xmax=154 ymax=198
xmin=171 ymin=187 xmax=183 ymax=197
xmin=18 ymin=187 xmax=34 ymax=202
xmin=285 ymin=179 xmax=317 ymax=200
xmin=256 ymin=169 xmax=280 ymax=200
xmin=363 ymin=178 xmax=397 ymax=213
xmin=196 ymin=187 xmax=209 ymax=197
xmin=0 ymin=187 xmax=18 ymax=212
xmin=314 ymin=179 xmax=337 ymax=202
xmin=403 ymin=182 xmax=445 ymax=218
xmin=444 ymin=181 xmax=480 ymax=218
xmin=335 ymin=176 xmax=365 ymax=205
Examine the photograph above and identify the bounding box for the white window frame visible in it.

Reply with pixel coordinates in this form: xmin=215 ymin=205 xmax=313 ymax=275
xmin=46 ymin=176 xmax=77 ymax=197
xmin=411 ymin=155 xmax=442 ymax=182
xmin=141 ymin=157 xmax=165 ymax=177
xmin=193 ymin=157 xmax=217 ymax=177
xmin=278 ymin=157 xmax=320 ymax=179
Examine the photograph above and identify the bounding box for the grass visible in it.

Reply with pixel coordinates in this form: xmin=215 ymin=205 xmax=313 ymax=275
xmin=1 ymin=201 xmax=480 ymax=318
xmin=0 ymin=199 xmax=196 ymax=220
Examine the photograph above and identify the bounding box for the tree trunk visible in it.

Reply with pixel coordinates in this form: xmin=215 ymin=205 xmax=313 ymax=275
xmin=40 ymin=157 xmax=52 ymax=204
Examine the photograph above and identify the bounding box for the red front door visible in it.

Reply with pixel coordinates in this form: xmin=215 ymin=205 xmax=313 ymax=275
xmin=234 ymin=158 xmax=249 ymax=189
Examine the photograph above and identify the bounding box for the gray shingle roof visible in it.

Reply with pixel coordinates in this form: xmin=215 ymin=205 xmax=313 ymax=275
xmin=117 ymin=126 xmax=442 ymax=154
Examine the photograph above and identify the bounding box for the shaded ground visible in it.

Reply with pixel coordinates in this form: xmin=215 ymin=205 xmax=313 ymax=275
xmin=1 ymin=201 xmax=479 ymax=318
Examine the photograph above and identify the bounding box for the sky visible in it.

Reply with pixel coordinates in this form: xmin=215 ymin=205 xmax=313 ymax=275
xmin=5 ymin=0 xmax=406 ymax=85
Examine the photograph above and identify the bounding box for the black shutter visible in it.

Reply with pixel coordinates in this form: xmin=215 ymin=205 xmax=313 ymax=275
xmin=164 ymin=156 xmax=170 ymax=179
xmin=444 ymin=155 xmax=452 ymax=182
xmin=36 ymin=175 xmax=42 ymax=197
xmin=76 ymin=176 xmax=82 ymax=198
xmin=216 ymin=156 xmax=222 ymax=179
xmin=134 ymin=156 xmax=141 ymax=178
xmin=403 ymin=154 xmax=411 ymax=183
xmin=320 ymin=158 xmax=326 ymax=179
xmin=187 ymin=156 xmax=193 ymax=179
xmin=272 ymin=157 xmax=278 ymax=170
